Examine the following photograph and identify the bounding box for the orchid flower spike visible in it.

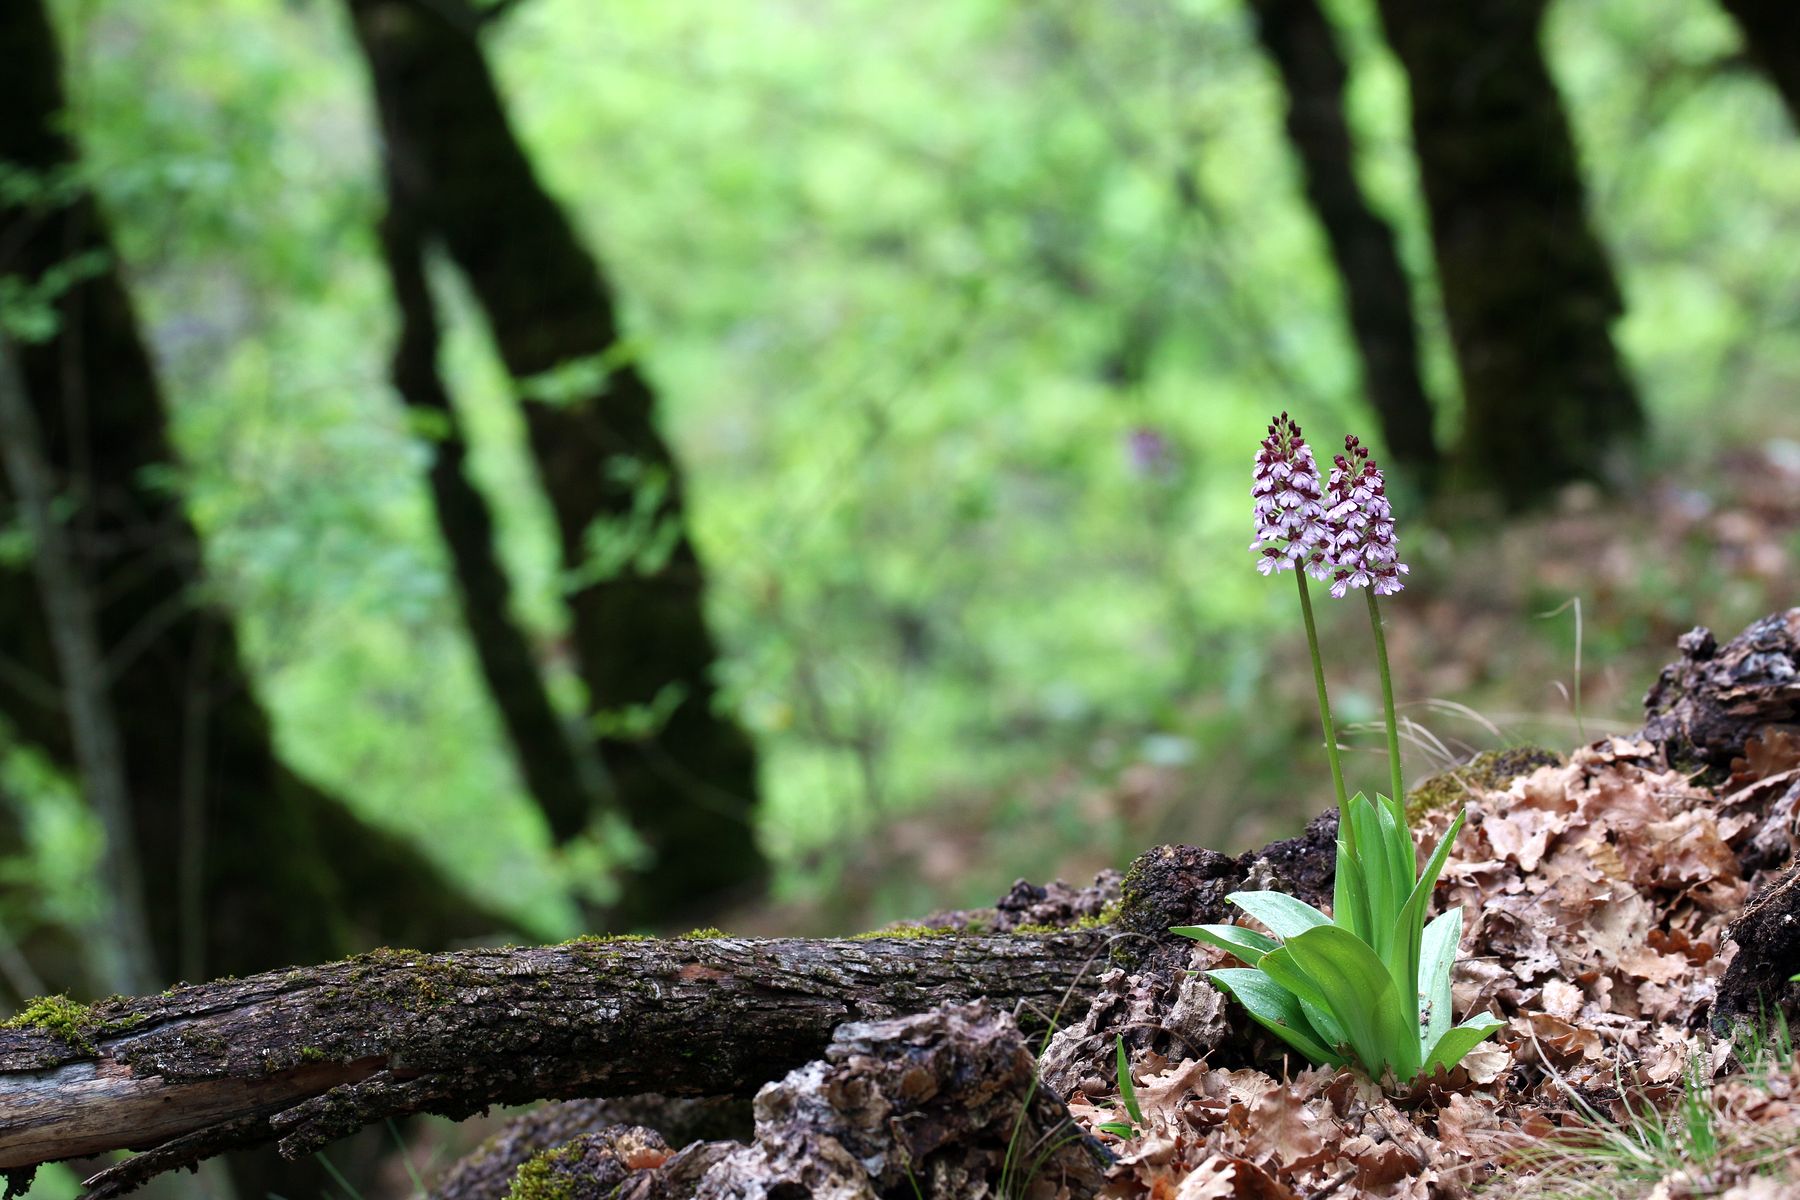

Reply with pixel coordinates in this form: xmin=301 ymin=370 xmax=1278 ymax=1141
xmin=1251 ymin=413 xmax=1331 ymax=581
xmin=1325 ymin=435 xmax=1409 ymax=598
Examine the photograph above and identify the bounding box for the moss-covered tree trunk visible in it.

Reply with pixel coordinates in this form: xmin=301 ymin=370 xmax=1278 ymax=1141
xmin=373 ymin=159 xmax=605 ymax=846
xmin=1720 ymin=0 xmax=1800 ymax=128
xmin=345 ymin=0 xmax=765 ymax=924
xmin=0 ymin=0 xmax=500 ymax=991
xmin=1248 ymin=0 xmax=1440 ymax=491
xmin=1373 ymin=0 xmax=1643 ymax=509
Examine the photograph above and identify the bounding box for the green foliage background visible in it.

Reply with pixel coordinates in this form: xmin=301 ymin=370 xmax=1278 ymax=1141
xmin=8 ymin=0 xmax=1800 ymax=939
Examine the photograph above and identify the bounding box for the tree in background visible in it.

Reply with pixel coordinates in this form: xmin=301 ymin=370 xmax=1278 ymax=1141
xmin=373 ymin=136 xmax=607 ymax=858
xmin=1372 ymin=0 xmax=1644 ymax=510
xmin=1246 ymin=0 xmax=1440 ymax=494
xmin=1719 ymin=0 xmax=1800 ymax=128
xmin=344 ymin=0 xmax=764 ymax=925
xmin=0 ymin=0 xmax=501 ymax=992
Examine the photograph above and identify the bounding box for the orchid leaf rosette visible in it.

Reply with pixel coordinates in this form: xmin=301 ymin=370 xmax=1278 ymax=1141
xmin=1177 ymin=420 xmax=1503 ymax=1085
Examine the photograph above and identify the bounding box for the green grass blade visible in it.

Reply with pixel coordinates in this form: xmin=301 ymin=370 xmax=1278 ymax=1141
xmin=1171 ymin=923 xmax=1278 ymax=966
xmin=1207 ymin=967 xmax=1342 ymax=1066
xmin=1282 ymin=925 xmax=1421 ymax=1080
xmin=1423 ymin=1012 xmax=1504 ymax=1075
xmin=1418 ymin=907 xmax=1462 ymax=1052
xmin=1226 ymin=891 xmax=1331 ymax=941
xmin=1115 ymin=1034 xmax=1144 ymax=1125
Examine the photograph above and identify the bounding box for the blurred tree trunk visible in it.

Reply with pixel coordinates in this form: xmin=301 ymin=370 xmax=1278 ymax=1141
xmin=374 ymin=166 xmax=604 ymax=845
xmin=346 ymin=0 xmax=766 ymax=925
xmin=0 ymin=0 xmax=502 ymax=987
xmin=3 ymin=7 xmax=510 ymax=1192
xmin=1373 ymin=0 xmax=1643 ymax=509
xmin=1720 ymin=0 xmax=1800 ymax=127
xmin=1247 ymin=0 xmax=1440 ymax=491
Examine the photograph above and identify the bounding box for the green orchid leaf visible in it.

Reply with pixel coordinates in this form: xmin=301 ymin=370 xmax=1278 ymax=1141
xmin=1378 ymin=792 xmax=1416 ymax=892
xmin=1345 ymin=796 xmax=1394 ymax=939
xmin=1171 ymin=923 xmax=1279 ymax=966
xmin=1423 ymin=1012 xmax=1505 ymax=1076
xmin=1418 ymin=907 xmax=1462 ymax=1052
xmin=1226 ymin=891 xmax=1330 ymax=941
xmin=1372 ymin=794 xmax=1417 ymax=965
xmin=1388 ymin=808 xmax=1468 ymax=1024
xmin=1207 ymin=968 xmax=1343 ymax=1066
xmin=1283 ymin=925 xmax=1421 ymax=1080
xmin=1332 ymin=839 xmax=1370 ymax=944
xmin=1257 ymin=945 xmax=1348 ymax=1051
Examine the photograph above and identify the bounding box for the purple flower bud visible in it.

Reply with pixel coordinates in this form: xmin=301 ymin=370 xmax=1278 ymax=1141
xmin=1324 ymin=435 xmax=1408 ymax=598
xmin=1250 ymin=413 xmax=1330 ymax=579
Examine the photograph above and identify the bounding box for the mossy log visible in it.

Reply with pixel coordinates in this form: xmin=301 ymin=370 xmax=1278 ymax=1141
xmin=0 ymin=933 xmax=1107 ymax=1197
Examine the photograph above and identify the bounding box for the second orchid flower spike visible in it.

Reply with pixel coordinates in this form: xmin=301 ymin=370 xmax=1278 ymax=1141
xmin=1325 ymin=433 xmax=1408 ymax=806
xmin=1324 ymin=435 xmax=1409 ymax=598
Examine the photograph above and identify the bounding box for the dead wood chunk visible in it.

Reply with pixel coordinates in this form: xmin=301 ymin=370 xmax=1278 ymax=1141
xmin=993 ymin=870 xmax=1125 ymax=932
xmin=430 ymin=1098 xmax=751 ymax=1200
xmin=1115 ymin=811 xmax=1338 ymax=976
xmin=1041 ymin=815 xmax=1339 ymax=1089
xmin=1716 ymin=861 xmax=1800 ymax=1024
xmin=1038 ymin=966 xmax=1232 ymax=1099
xmin=909 ymin=868 xmax=1124 ymax=935
xmin=576 ymin=1001 xmax=1107 ymax=1199
xmin=1642 ymin=610 xmax=1800 ymax=773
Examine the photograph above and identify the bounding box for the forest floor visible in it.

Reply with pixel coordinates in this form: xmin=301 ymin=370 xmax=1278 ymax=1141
xmin=1065 ymin=734 xmax=1800 ymax=1199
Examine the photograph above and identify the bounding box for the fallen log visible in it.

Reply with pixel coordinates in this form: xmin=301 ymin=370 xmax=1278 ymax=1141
xmin=0 ymin=932 xmax=1108 ymax=1197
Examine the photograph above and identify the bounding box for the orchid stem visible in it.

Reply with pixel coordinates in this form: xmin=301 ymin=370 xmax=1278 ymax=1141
xmin=1364 ymin=589 xmax=1404 ymax=812
xmin=1294 ymin=569 xmax=1348 ymax=818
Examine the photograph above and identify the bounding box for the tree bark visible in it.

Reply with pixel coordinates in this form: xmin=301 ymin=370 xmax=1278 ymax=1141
xmin=1720 ymin=0 xmax=1800 ymax=128
xmin=1247 ymin=0 xmax=1440 ymax=491
xmin=373 ymin=161 xmax=604 ymax=844
xmin=1372 ymin=0 xmax=1643 ymax=510
xmin=0 ymin=0 xmax=503 ymax=989
xmin=344 ymin=0 xmax=765 ymax=924
xmin=0 ymin=931 xmax=1108 ymax=1196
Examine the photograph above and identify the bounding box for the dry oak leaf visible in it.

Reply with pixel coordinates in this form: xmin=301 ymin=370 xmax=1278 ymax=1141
xmin=1729 ymin=729 xmax=1800 ymax=785
xmin=1241 ymin=1086 xmax=1333 ymax=1172
xmin=1173 ymin=1154 xmax=1298 ymax=1200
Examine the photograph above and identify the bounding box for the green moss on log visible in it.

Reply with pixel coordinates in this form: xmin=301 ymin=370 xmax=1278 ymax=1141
xmin=506 ymin=1143 xmax=581 ymax=1200
xmin=2 ymin=994 xmax=145 ymax=1055
xmin=1405 ymin=746 xmax=1563 ymax=822
xmin=849 ymin=924 xmax=955 ymax=940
